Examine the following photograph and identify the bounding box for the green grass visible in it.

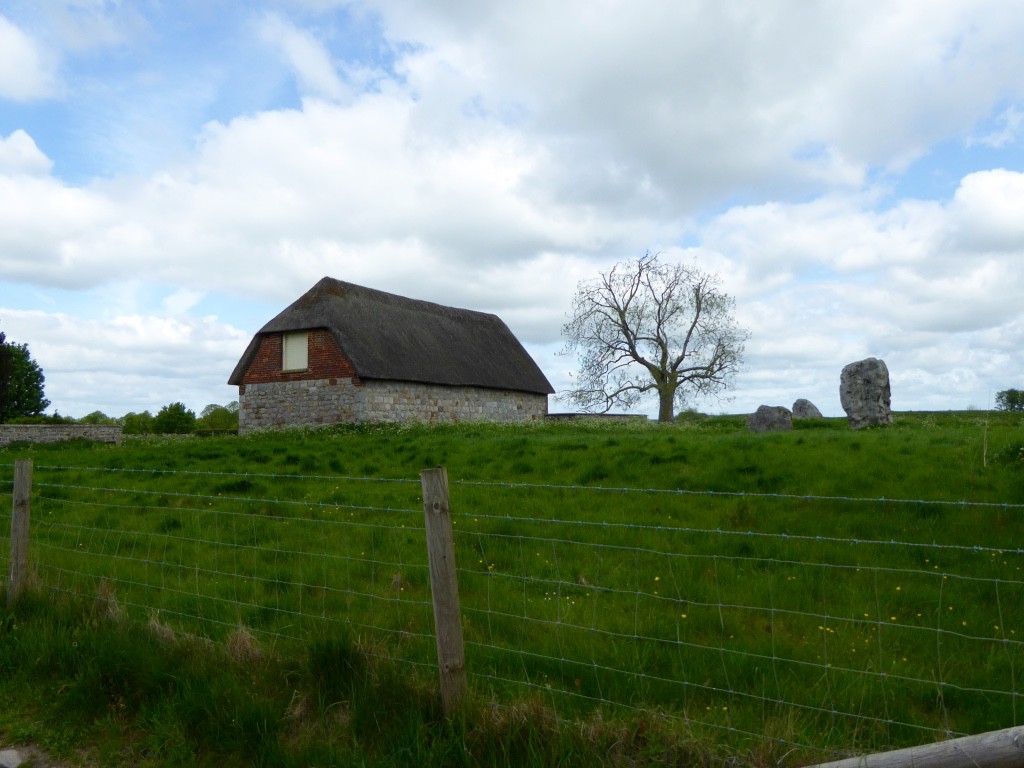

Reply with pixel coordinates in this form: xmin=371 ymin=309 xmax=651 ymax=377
xmin=0 ymin=411 xmax=1023 ymax=766
xmin=0 ymin=591 xmax=732 ymax=767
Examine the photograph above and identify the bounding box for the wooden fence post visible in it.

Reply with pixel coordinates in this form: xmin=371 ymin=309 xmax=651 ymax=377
xmin=420 ymin=466 xmax=468 ymax=717
xmin=7 ymin=459 xmax=32 ymax=606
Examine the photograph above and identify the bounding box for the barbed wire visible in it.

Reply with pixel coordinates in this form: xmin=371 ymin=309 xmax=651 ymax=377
xmin=33 ymin=481 xmax=422 ymax=518
xmin=452 ymin=478 xmax=1024 ymax=510
xmin=9 ymin=460 xmax=1021 ymax=510
xmin=34 ymin=515 xmax=428 ymax=588
xmin=45 ymin=570 xmax=437 ymax=657
xmin=465 ymin=642 xmax=960 ymax=740
xmin=459 ymin=511 xmax=1024 ymax=559
xmin=26 ymin=463 xmax=421 ymax=485
xmin=36 ymin=493 xmax=425 ymax=533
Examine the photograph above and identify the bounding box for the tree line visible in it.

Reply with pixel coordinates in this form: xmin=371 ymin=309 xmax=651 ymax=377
xmin=0 ymin=328 xmax=239 ymax=433
xmin=78 ymin=402 xmax=240 ymax=434
xmin=8 ymin=401 xmax=240 ymax=434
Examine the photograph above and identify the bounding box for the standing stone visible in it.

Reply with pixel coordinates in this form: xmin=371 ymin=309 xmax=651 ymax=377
xmin=792 ymin=399 xmax=823 ymax=419
xmin=747 ymin=405 xmax=793 ymax=432
xmin=840 ymin=358 xmax=892 ymax=429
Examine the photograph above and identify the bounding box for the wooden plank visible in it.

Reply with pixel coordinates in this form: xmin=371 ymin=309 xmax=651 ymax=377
xmin=420 ymin=466 xmax=468 ymax=716
xmin=805 ymin=724 xmax=1024 ymax=768
xmin=7 ymin=459 xmax=32 ymax=606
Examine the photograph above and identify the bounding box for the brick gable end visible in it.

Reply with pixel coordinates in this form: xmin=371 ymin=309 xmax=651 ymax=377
xmin=239 ymin=329 xmax=362 ymax=391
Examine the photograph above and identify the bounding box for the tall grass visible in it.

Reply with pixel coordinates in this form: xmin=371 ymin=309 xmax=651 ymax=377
xmin=0 ymin=590 xmax=735 ymax=767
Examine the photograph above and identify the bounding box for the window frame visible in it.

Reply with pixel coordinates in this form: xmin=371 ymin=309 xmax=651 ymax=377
xmin=281 ymin=331 xmax=309 ymax=372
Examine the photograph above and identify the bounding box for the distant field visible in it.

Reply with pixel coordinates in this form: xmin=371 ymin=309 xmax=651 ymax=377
xmin=2 ymin=411 xmax=1023 ymax=765
xmin=5 ymin=409 xmax=1022 ymax=495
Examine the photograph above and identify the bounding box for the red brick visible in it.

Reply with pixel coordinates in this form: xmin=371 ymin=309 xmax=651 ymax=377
xmin=240 ymin=330 xmax=364 ymax=386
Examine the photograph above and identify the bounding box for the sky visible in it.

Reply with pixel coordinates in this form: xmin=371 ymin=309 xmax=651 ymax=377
xmin=0 ymin=0 xmax=1022 ymax=419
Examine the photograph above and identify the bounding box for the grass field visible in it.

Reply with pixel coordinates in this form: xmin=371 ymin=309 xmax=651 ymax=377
xmin=1 ymin=411 xmax=1023 ymax=766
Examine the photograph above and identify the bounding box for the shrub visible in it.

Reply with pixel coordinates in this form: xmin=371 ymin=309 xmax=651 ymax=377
xmin=196 ymin=404 xmax=239 ymax=433
xmin=153 ymin=402 xmax=196 ymax=434
xmin=78 ymin=410 xmax=118 ymax=425
xmin=995 ymin=388 xmax=1024 ymax=412
xmin=121 ymin=411 xmax=155 ymax=435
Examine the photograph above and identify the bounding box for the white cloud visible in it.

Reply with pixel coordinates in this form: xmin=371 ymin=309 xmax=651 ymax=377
xmin=162 ymin=289 xmax=204 ymax=316
xmin=968 ymin=106 xmax=1023 ymax=149
xmin=259 ymin=13 xmax=349 ymax=102
xmin=367 ymin=0 xmax=1024 ymax=206
xmin=688 ymin=172 xmax=1024 ymax=415
xmin=0 ymin=130 xmax=53 ymax=175
xmin=0 ymin=90 xmax=664 ymax=306
xmin=0 ymin=308 xmax=248 ymax=416
xmin=0 ymin=173 xmax=127 ymax=288
xmin=39 ymin=0 xmax=144 ymax=52
xmin=949 ymin=169 xmax=1024 ymax=252
xmin=0 ymin=16 xmax=56 ymax=100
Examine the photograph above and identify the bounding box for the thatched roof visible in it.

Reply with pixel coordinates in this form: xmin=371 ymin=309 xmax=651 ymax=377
xmin=228 ymin=277 xmax=554 ymax=395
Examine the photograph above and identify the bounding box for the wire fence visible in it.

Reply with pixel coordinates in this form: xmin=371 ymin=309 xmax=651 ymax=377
xmin=3 ymin=461 xmax=1024 ymax=761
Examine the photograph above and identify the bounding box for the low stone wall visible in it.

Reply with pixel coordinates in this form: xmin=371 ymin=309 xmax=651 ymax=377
xmin=0 ymin=424 xmax=123 ymax=447
xmin=238 ymin=377 xmax=548 ymax=434
xmin=546 ymin=413 xmax=649 ymax=422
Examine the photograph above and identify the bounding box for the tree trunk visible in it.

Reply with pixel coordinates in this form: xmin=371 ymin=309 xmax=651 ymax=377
xmin=657 ymin=388 xmax=675 ymax=423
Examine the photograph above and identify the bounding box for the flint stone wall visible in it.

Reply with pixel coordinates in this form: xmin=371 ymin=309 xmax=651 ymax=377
xmin=0 ymin=424 xmax=123 ymax=447
xmin=239 ymin=377 xmax=548 ymax=434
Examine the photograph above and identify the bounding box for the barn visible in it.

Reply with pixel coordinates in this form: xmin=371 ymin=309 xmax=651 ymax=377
xmin=228 ymin=277 xmax=554 ymax=433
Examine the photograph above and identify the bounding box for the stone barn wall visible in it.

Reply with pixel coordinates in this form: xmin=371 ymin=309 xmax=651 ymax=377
xmin=238 ymin=377 xmax=548 ymax=434
xmin=360 ymin=380 xmax=548 ymax=424
xmin=238 ymin=378 xmax=361 ymax=433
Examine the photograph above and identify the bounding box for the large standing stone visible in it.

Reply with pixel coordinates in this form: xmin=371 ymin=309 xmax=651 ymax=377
xmin=840 ymin=357 xmax=892 ymax=429
xmin=747 ymin=405 xmax=793 ymax=432
xmin=792 ymin=399 xmax=823 ymax=419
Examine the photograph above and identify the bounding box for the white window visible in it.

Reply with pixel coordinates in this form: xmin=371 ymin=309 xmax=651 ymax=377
xmin=282 ymin=331 xmax=308 ymax=371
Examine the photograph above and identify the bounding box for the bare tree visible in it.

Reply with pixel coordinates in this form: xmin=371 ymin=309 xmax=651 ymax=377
xmin=561 ymin=252 xmax=748 ymax=422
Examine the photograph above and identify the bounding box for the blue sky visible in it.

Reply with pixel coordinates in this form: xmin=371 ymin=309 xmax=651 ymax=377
xmin=1 ymin=1 xmax=1023 ymax=418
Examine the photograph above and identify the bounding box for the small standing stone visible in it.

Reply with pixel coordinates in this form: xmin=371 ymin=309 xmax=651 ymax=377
xmin=0 ymin=748 xmax=23 ymax=768
xmin=840 ymin=357 xmax=892 ymax=429
xmin=747 ymin=405 xmax=793 ymax=432
xmin=792 ymin=399 xmax=823 ymax=419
